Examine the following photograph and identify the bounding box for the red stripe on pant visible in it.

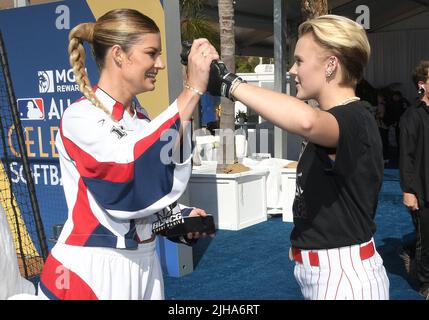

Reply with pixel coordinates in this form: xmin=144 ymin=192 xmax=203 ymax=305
xmin=40 ymin=254 xmax=98 ymax=300
xmin=293 ymin=241 xmax=375 ymax=267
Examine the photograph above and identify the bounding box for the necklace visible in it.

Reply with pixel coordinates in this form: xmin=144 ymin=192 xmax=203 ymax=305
xmin=339 ymin=96 xmax=360 ymax=106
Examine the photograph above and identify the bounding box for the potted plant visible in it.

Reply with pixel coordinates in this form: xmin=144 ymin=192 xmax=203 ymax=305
xmin=235 ymin=110 xmax=248 ymax=124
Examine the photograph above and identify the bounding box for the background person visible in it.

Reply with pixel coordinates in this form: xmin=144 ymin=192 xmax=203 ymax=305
xmin=399 ymin=60 xmax=429 ymax=299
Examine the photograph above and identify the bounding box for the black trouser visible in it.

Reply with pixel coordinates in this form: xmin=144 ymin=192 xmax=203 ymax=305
xmin=379 ymin=127 xmax=389 ymax=160
xmin=395 ymin=125 xmax=400 ymax=151
xmin=411 ymin=204 xmax=429 ymax=289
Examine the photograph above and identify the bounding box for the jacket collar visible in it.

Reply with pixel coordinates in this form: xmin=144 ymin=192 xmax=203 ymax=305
xmin=94 ymin=86 xmax=127 ymax=121
xmin=417 ymin=100 xmax=429 ymax=114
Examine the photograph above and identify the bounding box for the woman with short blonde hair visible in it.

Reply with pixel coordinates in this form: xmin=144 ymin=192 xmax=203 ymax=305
xmin=298 ymin=14 xmax=370 ymax=87
xmin=217 ymin=14 xmax=390 ymax=300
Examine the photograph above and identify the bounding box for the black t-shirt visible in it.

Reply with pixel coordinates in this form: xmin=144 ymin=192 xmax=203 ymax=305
xmin=290 ymin=101 xmax=384 ymax=250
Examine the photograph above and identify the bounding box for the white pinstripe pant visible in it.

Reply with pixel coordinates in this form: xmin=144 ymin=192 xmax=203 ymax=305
xmin=293 ymin=239 xmax=390 ymax=300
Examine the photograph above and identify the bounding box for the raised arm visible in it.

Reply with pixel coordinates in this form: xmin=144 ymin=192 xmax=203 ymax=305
xmin=176 ymin=38 xmax=219 ymax=122
xmin=232 ymin=83 xmax=340 ymax=148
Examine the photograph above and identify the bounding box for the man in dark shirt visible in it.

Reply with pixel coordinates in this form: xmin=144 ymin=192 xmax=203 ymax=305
xmin=399 ymin=61 xmax=429 ymax=299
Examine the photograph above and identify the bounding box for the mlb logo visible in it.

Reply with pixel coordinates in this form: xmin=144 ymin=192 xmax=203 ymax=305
xmin=38 ymin=70 xmax=54 ymax=93
xmin=17 ymin=98 xmax=45 ymax=120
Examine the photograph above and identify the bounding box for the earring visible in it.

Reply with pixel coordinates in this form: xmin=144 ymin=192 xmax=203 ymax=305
xmin=326 ymin=57 xmax=335 ymax=79
xmin=418 ymin=87 xmax=425 ymax=97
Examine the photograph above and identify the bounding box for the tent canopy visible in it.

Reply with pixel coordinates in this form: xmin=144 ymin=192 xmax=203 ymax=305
xmin=203 ymin=0 xmax=429 ymax=57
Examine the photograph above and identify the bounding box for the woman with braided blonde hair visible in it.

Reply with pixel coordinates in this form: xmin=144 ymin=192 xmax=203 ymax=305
xmin=38 ymin=8 xmax=218 ymax=300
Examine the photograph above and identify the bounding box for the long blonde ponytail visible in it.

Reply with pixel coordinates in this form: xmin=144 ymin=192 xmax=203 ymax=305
xmin=68 ymin=23 xmax=113 ymax=120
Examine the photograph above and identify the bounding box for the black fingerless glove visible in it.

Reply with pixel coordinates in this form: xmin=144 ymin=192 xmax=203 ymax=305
xmin=180 ymin=40 xmax=246 ymax=101
xmin=207 ymin=60 xmax=246 ymax=101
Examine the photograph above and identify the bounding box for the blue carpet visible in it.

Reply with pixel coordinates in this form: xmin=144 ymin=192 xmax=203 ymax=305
xmin=164 ymin=169 xmax=425 ymax=300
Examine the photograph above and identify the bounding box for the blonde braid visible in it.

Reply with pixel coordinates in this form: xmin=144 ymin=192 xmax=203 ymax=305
xmin=68 ymin=23 xmax=116 ymax=121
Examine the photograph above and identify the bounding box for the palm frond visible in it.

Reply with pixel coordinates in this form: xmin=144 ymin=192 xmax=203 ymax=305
xmin=181 ymin=15 xmax=220 ymax=51
xmin=180 ymin=0 xmax=205 ymax=18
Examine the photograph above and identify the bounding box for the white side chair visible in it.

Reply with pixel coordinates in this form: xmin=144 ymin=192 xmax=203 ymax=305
xmin=195 ymin=135 xmax=220 ymax=162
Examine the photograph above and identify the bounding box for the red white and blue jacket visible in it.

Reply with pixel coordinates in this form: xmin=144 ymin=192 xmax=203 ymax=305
xmin=56 ymin=87 xmax=192 ymax=249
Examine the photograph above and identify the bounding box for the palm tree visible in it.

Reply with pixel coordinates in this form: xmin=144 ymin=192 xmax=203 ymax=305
xmin=301 ymin=0 xmax=328 ymax=20
xmin=217 ymin=0 xmax=236 ymax=167
xmin=180 ymin=0 xmax=219 ymax=50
